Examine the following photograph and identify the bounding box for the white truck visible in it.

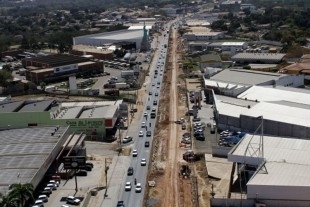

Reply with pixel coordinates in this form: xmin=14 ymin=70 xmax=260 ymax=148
xmin=115 ymin=82 xmax=129 ymax=89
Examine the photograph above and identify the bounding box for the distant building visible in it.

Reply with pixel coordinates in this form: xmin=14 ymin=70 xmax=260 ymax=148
xmin=280 ymin=54 xmax=310 ymax=80
xmin=231 ymin=53 xmax=286 ymax=64
xmin=183 ymin=31 xmax=224 ymax=41
xmin=22 ymin=54 xmax=103 ymax=84
xmin=71 ymin=45 xmax=114 ymax=60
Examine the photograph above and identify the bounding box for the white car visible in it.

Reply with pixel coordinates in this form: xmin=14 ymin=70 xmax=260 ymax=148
xmin=139 ymin=131 xmax=144 ymax=137
xmin=135 ymin=183 xmax=142 ymax=193
xmin=141 ymin=122 xmax=146 ymax=128
xmin=34 ymin=200 xmax=44 ymax=207
xmin=38 ymin=195 xmax=48 ymax=202
xmin=132 ymin=149 xmax=138 ymax=157
xmin=125 ymin=181 xmax=132 ymax=191
xmin=43 ymin=187 xmax=52 ymax=194
xmin=48 ymin=180 xmax=59 ymax=187
xmin=141 ymin=158 xmax=147 ymax=166
xmin=46 ymin=183 xmax=57 ymax=190
xmin=66 ymin=196 xmax=81 ymax=205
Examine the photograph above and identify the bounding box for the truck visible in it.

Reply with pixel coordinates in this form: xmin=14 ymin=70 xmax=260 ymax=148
xmin=115 ymin=83 xmax=129 ymax=89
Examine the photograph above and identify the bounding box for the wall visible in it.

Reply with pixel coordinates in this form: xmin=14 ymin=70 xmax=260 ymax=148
xmin=276 ymin=74 xmax=304 ymax=87
xmin=0 ymin=112 xmax=106 ymax=139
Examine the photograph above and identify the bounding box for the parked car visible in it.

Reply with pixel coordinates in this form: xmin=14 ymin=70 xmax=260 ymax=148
xmin=48 ymin=180 xmax=59 ymax=187
xmin=76 ymin=170 xmax=87 ymax=176
xmin=123 ymin=136 xmax=133 ymax=143
xmin=33 ymin=200 xmax=44 ymax=207
xmin=38 ymin=195 xmax=48 ymax=203
xmin=84 ymin=165 xmax=92 ymax=171
xmin=127 ymin=167 xmax=134 ymax=176
xmin=46 ymin=183 xmax=57 ymax=190
xmin=66 ymin=196 xmax=81 ymax=205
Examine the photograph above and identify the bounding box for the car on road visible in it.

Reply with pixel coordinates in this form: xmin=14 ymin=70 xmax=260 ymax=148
xmin=117 ymin=201 xmax=125 ymax=207
xmin=152 ymin=83 xmax=155 ymax=86
xmin=145 ymin=141 xmax=150 ymax=147
xmin=144 ymin=112 xmax=148 ymax=117
xmin=157 ymin=81 xmax=160 ymax=85
xmin=153 ymin=100 xmax=157 ymax=105
xmin=132 ymin=149 xmax=138 ymax=157
xmin=66 ymin=196 xmax=81 ymax=205
xmin=135 ymin=183 xmax=142 ymax=193
xmin=141 ymin=158 xmax=147 ymax=166
xmin=122 ymin=136 xmax=133 ymax=144
xmin=127 ymin=167 xmax=134 ymax=176
xmin=141 ymin=122 xmax=146 ymax=128
xmin=139 ymin=131 xmax=144 ymax=137
xmin=149 ymin=91 xmax=152 ymax=95
xmin=147 ymin=106 xmax=150 ymax=110
xmin=155 ymin=92 xmax=158 ymax=96
xmin=146 ymin=131 xmax=151 ymax=137
xmin=125 ymin=182 xmax=132 ymax=191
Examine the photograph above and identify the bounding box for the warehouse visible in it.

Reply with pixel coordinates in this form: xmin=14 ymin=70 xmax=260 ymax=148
xmin=213 ymin=85 xmax=310 ymax=138
xmin=0 ymin=99 xmax=123 ymax=140
xmin=73 ymin=29 xmax=147 ymax=50
xmin=213 ymin=134 xmax=310 ymax=207
xmin=0 ymin=126 xmax=72 ymax=194
xmin=23 ymin=54 xmax=104 ymax=84
xmin=204 ymin=69 xmax=304 ymax=97
xmin=231 ymin=53 xmax=286 ymax=64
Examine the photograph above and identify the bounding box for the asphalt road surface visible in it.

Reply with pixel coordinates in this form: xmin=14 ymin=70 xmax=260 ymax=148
xmin=119 ymin=26 xmax=171 ymax=207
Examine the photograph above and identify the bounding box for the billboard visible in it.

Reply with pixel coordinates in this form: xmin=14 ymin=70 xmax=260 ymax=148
xmin=63 ymin=156 xmax=86 ymax=170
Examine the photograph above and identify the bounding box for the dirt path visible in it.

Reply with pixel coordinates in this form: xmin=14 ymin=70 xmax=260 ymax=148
xmin=163 ymin=27 xmax=180 ymax=207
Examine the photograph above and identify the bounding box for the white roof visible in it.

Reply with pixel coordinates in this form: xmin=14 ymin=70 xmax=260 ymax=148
xmin=128 ymin=25 xmax=152 ymax=30
xmin=229 ymin=134 xmax=310 ymax=166
xmin=216 ymin=98 xmax=310 ymax=127
xmin=248 ymin=162 xmax=310 ymax=187
xmin=61 ymin=101 xmax=116 ymax=108
xmin=204 ymin=79 xmax=246 ymax=89
xmin=221 ymin=42 xmax=246 ymax=46
xmin=79 ymin=105 xmax=117 ymax=119
xmin=238 ymin=85 xmax=310 ymax=105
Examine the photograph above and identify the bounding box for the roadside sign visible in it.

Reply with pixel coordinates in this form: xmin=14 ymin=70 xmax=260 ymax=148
xmin=63 ymin=156 xmax=86 ymax=170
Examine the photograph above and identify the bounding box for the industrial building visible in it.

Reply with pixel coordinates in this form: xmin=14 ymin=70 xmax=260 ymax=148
xmin=183 ymin=31 xmax=224 ymax=41
xmin=213 ymin=85 xmax=310 ymax=138
xmin=0 ymin=126 xmax=73 ymax=194
xmin=204 ymin=69 xmax=304 ymax=98
xmin=231 ymin=53 xmax=286 ymax=64
xmin=23 ymin=54 xmax=104 ymax=84
xmin=0 ymin=99 xmax=124 ymax=140
xmin=70 ymin=45 xmax=114 ymax=60
xmin=208 ymin=42 xmax=248 ymax=53
xmin=73 ymin=29 xmax=149 ymax=50
xmin=211 ymin=134 xmax=310 ymax=207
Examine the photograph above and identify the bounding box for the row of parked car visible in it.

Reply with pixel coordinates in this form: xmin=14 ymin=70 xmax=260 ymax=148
xmin=218 ymin=130 xmax=247 ymax=147
xmin=193 ymin=122 xmax=206 ymax=141
xmin=32 ymin=178 xmax=61 ymax=207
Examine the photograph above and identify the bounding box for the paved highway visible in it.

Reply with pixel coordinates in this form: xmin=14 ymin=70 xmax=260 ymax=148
xmin=119 ymin=25 xmax=171 ymax=207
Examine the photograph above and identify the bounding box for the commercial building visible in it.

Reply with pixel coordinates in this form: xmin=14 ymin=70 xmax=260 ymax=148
xmin=73 ymin=29 xmax=148 ymax=50
xmin=231 ymin=53 xmax=286 ymax=64
xmin=23 ymin=54 xmax=104 ymax=84
xmin=70 ymin=45 xmax=114 ymax=60
xmin=183 ymin=31 xmax=224 ymax=41
xmin=213 ymin=85 xmax=310 ymax=138
xmin=279 ymin=54 xmax=310 ymax=80
xmin=0 ymin=99 xmax=124 ymax=140
xmin=204 ymin=69 xmax=304 ymax=98
xmin=208 ymin=42 xmax=248 ymax=53
xmin=0 ymin=126 xmax=72 ymax=194
xmin=210 ymin=134 xmax=310 ymax=207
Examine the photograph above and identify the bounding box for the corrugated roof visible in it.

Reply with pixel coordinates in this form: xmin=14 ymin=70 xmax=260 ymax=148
xmin=0 ymin=101 xmax=24 ymax=112
xmin=19 ymin=100 xmax=54 ymax=112
xmin=75 ymin=29 xmax=144 ymax=41
xmin=231 ymin=53 xmax=286 ymax=61
xmin=56 ymin=106 xmax=83 ymax=119
xmin=210 ymin=69 xmax=286 ymax=85
xmin=79 ymin=105 xmax=117 ymax=119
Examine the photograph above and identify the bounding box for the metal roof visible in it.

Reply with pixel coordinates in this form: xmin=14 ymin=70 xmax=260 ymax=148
xmin=228 ymin=134 xmax=310 ymax=166
xmin=75 ymin=29 xmax=144 ymax=41
xmin=210 ymin=69 xmax=286 ymax=86
xmin=222 ymin=42 xmax=246 ymax=46
xmin=24 ymin=54 xmax=88 ymax=67
xmin=238 ymin=85 xmax=310 ymax=106
xmin=79 ymin=105 xmax=118 ymax=119
xmin=0 ymin=101 xmax=24 ymax=112
xmin=0 ymin=126 xmax=69 ymax=193
xmin=19 ymin=100 xmax=54 ymax=112
xmin=56 ymin=106 xmax=83 ymax=119
xmin=231 ymin=53 xmax=286 ymax=61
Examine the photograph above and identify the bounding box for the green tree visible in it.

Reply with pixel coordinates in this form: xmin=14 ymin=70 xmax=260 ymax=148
xmin=0 ymin=192 xmax=19 ymax=207
xmin=40 ymin=81 xmax=46 ymax=91
xmin=0 ymin=70 xmax=13 ymax=87
xmin=9 ymin=183 xmax=34 ymax=207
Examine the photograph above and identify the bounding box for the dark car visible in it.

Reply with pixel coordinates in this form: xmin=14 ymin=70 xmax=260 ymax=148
xmin=145 ymin=141 xmax=150 ymax=147
xmin=86 ymin=162 xmax=94 ymax=168
xmin=147 ymin=105 xmax=151 ymax=110
xmin=76 ymin=170 xmax=87 ymax=176
xmin=146 ymin=131 xmax=152 ymax=137
xmin=196 ymin=135 xmax=205 ymax=141
xmin=84 ymin=165 xmax=92 ymax=171
xmin=149 ymin=91 xmax=152 ymax=95
xmin=153 ymin=100 xmax=157 ymax=105
xmin=127 ymin=167 xmax=134 ymax=176
xmin=117 ymin=201 xmax=125 ymax=207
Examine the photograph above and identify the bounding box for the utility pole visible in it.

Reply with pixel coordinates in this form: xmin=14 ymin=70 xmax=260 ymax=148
xmin=104 ymin=158 xmax=109 ymax=198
